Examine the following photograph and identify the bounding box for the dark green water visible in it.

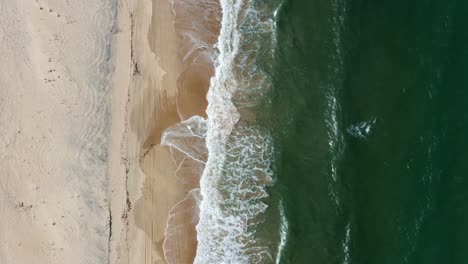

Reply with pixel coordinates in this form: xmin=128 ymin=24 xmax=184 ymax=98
xmin=268 ymin=0 xmax=468 ymax=263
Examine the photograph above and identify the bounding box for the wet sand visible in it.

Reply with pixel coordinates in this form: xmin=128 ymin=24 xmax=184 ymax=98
xmin=126 ymin=0 xmax=217 ymax=263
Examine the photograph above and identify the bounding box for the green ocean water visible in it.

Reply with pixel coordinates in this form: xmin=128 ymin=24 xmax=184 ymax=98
xmin=265 ymin=0 xmax=468 ymax=263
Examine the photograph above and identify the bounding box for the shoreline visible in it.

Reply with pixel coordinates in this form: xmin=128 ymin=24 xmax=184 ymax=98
xmin=124 ymin=0 xmax=218 ymax=263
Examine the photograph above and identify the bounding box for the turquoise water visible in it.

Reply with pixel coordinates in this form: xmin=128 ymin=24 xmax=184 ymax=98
xmin=268 ymin=0 xmax=468 ymax=263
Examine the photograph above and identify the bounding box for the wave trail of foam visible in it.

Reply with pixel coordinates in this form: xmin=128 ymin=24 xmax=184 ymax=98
xmin=170 ymin=0 xmax=220 ymax=63
xmin=163 ymin=189 xmax=201 ymax=264
xmin=195 ymin=0 xmax=280 ymax=263
xmin=275 ymin=199 xmax=289 ymax=264
xmin=161 ymin=116 xmax=208 ymax=164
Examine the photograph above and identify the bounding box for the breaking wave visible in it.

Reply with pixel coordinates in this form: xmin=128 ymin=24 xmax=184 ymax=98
xmin=162 ymin=0 xmax=283 ymax=262
xmin=194 ymin=0 xmax=280 ymax=263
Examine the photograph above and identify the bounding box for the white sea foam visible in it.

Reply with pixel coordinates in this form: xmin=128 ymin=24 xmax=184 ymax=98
xmin=193 ymin=0 xmax=281 ymax=263
xmin=275 ymin=199 xmax=289 ymax=264
xmin=347 ymin=118 xmax=377 ymax=139
xmin=162 ymin=0 xmax=283 ymax=261
xmin=342 ymin=223 xmax=351 ymax=264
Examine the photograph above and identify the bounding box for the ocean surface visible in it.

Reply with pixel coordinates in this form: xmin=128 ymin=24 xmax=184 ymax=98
xmin=172 ymin=0 xmax=468 ymax=262
xmin=268 ymin=0 xmax=468 ymax=263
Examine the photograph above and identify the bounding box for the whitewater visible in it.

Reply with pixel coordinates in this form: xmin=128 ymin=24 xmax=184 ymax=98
xmin=162 ymin=0 xmax=283 ymax=262
xmin=194 ymin=0 xmax=280 ymax=262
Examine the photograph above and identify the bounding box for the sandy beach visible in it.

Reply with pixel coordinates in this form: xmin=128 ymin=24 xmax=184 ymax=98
xmin=0 ymin=0 xmax=215 ymax=263
xmin=0 ymin=0 xmax=123 ymax=263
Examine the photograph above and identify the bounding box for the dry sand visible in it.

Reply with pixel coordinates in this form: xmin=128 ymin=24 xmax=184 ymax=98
xmin=0 ymin=0 xmax=215 ymax=263
xmin=0 ymin=0 xmax=124 ymax=263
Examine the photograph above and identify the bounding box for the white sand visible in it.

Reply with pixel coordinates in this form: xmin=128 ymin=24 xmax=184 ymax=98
xmin=0 ymin=0 xmax=128 ymax=263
